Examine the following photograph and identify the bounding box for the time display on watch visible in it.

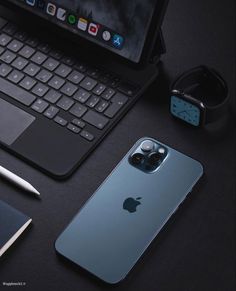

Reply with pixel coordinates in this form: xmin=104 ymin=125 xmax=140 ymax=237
xmin=170 ymin=95 xmax=201 ymax=126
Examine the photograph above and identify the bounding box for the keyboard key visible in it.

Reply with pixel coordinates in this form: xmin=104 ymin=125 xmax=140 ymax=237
xmin=0 ymin=63 xmax=12 ymax=77
xmin=7 ymin=40 xmax=23 ymax=52
xmin=104 ymin=93 xmax=128 ymax=118
xmin=60 ymin=82 xmax=78 ymax=97
xmin=55 ymin=64 xmax=72 ymax=78
xmin=93 ymin=83 xmax=106 ymax=95
xmin=31 ymin=99 xmax=49 ymax=113
xmin=57 ymin=96 xmax=74 ymax=111
xmin=102 ymin=72 xmax=115 ymax=81
xmin=80 ymin=130 xmax=94 ymax=142
xmin=19 ymin=45 xmax=35 ymax=59
xmin=0 ymin=34 xmax=12 ymax=46
xmin=7 ymin=69 xmax=24 ymax=84
xmin=14 ymin=31 xmax=28 ymax=41
xmin=109 ymin=76 xmax=121 ymax=88
xmin=112 ymin=92 xmax=129 ymax=104
xmin=67 ymin=123 xmax=81 ymax=134
xmin=32 ymin=83 xmax=49 ymax=97
xmin=36 ymin=69 xmax=52 ymax=83
xmin=61 ymin=56 xmax=75 ymax=66
xmin=99 ymin=72 xmax=111 ymax=84
xmin=44 ymin=106 xmax=59 ymax=119
xmin=80 ymin=77 xmax=97 ymax=91
xmin=24 ymin=63 xmax=40 ymax=76
xmin=118 ymin=81 xmax=139 ymax=97
xmin=73 ymin=88 xmax=91 ymax=103
xmin=26 ymin=37 xmax=39 ymax=48
xmin=96 ymin=100 xmax=109 ymax=113
xmin=86 ymin=95 xmax=100 ymax=108
xmin=70 ymin=103 xmax=87 ymax=118
xmin=43 ymin=58 xmax=59 ymax=71
xmin=0 ymin=46 xmax=4 ymax=55
xmin=72 ymin=119 xmax=85 ymax=128
xmin=75 ymin=62 xmax=88 ymax=73
xmin=0 ymin=76 xmax=36 ymax=106
xmin=19 ymin=76 xmax=37 ymax=90
xmin=12 ymin=57 xmax=28 ymax=70
xmin=31 ymin=51 xmax=47 ymax=65
xmin=83 ymin=110 xmax=109 ymax=130
xmin=38 ymin=43 xmax=51 ymax=53
xmin=2 ymin=23 xmax=17 ymax=35
xmin=67 ymin=70 xmax=84 ymax=84
xmin=87 ymin=68 xmax=100 ymax=79
xmin=49 ymin=49 xmax=63 ymax=60
xmin=54 ymin=116 xmax=68 ymax=126
xmin=48 ymin=75 xmax=65 ymax=89
xmin=102 ymin=88 xmax=115 ymax=100
xmin=44 ymin=90 xmax=61 ymax=104
xmin=0 ymin=50 xmax=16 ymax=64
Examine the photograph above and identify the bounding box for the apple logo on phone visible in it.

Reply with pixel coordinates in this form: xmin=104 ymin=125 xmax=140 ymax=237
xmin=123 ymin=197 xmax=142 ymax=213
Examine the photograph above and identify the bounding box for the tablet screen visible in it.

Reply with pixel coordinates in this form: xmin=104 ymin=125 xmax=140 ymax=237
xmin=7 ymin=0 xmax=159 ymax=63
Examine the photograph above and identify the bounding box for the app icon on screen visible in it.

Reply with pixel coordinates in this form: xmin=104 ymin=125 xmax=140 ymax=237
xmin=37 ymin=0 xmax=45 ymax=9
xmin=78 ymin=18 xmax=88 ymax=31
xmin=88 ymin=23 xmax=99 ymax=36
xmin=26 ymin=0 xmax=36 ymax=6
xmin=112 ymin=34 xmax=124 ymax=49
xmin=102 ymin=30 xmax=111 ymax=41
xmin=68 ymin=14 xmax=77 ymax=25
xmin=46 ymin=3 xmax=57 ymax=16
xmin=57 ymin=8 xmax=66 ymax=21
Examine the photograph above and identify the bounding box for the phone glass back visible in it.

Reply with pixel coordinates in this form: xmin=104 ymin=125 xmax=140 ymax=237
xmin=55 ymin=138 xmax=203 ymax=284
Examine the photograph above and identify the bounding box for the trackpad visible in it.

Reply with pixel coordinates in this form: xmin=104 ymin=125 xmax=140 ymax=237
xmin=0 ymin=98 xmax=35 ymax=145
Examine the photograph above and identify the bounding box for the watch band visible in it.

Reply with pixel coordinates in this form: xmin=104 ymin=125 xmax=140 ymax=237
xmin=171 ymin=66 xmax=229 ymax=124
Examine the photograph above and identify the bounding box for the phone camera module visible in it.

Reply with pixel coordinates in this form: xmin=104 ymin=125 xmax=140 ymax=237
xmin=131 ymin=153 xmax=145 ymax=165
xmin=141 ymin=140 xmax=154 ymax=152
xmin=130 ymin=141 xmax=167 ymax=173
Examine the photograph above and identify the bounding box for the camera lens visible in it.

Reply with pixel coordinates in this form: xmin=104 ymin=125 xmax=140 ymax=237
xmin=131 ymin=153 xmax=145 ymax=165
xmin=141 ymin=140 xmax=154 ymax=152
xmin=147 ymin=152 xmax=161 ymax=167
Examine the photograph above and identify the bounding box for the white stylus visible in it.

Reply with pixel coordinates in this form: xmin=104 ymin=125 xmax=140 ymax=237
xmin=0 ymin=165 xmax=40 ymax=196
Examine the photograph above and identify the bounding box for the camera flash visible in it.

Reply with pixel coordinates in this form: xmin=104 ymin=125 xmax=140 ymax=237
xmin=158 ymin=148 xmax=165 ymax=154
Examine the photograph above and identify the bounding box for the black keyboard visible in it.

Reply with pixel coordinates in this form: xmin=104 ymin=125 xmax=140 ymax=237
xmin=0 ymin=18 xmax=139 ymax=142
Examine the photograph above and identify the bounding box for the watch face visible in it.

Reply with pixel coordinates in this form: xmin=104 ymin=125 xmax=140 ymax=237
xmin=170 ymin=95 xmax=201 ymax=126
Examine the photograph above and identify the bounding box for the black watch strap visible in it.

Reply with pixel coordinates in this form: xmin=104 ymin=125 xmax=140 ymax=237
xmin=171 ymin=66 xmax=229 ymax=124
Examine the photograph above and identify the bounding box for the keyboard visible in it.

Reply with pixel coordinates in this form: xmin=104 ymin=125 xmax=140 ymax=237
xmin=0 ymin=18 xmax=139 ymax=142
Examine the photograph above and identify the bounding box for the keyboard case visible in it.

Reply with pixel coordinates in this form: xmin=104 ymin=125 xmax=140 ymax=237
xmin=0 ymin=6 xmax=165 ymax=179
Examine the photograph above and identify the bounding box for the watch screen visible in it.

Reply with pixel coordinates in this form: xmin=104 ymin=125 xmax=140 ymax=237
xmin=7 ymin=0 xmax=159 ymax=63
xmin=171 ymin=96 xmax=201 ymax=126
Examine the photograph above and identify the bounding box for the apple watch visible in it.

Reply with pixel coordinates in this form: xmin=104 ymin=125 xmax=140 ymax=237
xmin=170 ymin=66 xmax=229 ymax=127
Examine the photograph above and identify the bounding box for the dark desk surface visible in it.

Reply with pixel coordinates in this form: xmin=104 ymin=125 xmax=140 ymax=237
xmin=0 ymin=1 xmax=235 ymax=290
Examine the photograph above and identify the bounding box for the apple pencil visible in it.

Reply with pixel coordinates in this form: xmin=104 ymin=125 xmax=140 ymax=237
xmin=0 ymin=165 xmax=40 ymax=196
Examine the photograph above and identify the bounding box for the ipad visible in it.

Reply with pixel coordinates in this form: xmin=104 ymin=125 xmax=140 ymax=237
xmin=3 ymin=0 xmax=168 ymax=64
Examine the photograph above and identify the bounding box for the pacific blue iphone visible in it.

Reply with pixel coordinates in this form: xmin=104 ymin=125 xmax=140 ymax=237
xmin=55 ymin=137 xmax=203 ymax=284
